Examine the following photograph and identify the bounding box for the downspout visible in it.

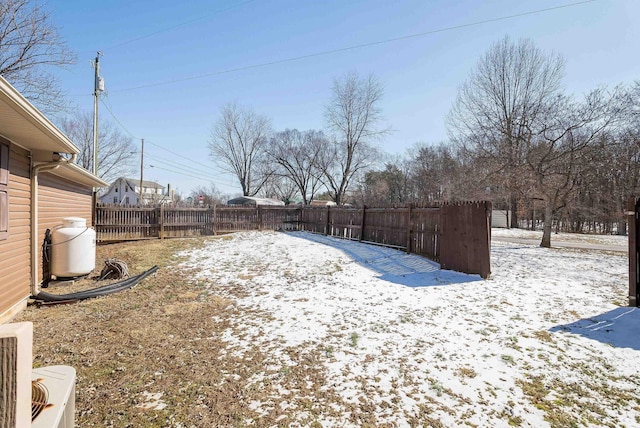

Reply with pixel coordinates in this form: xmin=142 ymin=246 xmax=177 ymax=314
xmin=30 ymin=154 xmax=77 ymax=297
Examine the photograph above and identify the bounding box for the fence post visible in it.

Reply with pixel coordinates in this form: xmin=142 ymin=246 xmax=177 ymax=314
xmin=325 ymin=206 xmax=331 ymax=236
xmin=359 ymin=206 xmax=366 ymax=241
xmin=406 ymin=203 xmax=413 ymax=253
xmin=298 ymin=206 xmax=304 ymax=232
xmin=159 ymin=204 xmax=165 ymax=239
xmin=258 ymin=206 xmax=263 ymax=231
xmin=212 ymin=205 xmax=217 ymax=235
xmin=628 ymin=196 xmax=639 ymax=307
xmin=94 ymin=203 xmax=100 ymax=241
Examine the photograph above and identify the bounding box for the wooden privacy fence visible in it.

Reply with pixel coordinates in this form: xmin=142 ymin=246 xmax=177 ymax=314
xmin=299 ymin=202 xmax=491 ymax=278
xmin=96 ymin=205 xmax=214 ymax=240
xmin=95 ymin=201 xmax=491 ymax=278
xmin=300 ymin=205 xmax=440 ymax=257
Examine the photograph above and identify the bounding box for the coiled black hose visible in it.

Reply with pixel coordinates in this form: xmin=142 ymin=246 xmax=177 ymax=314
xmin=32 ymin=265 xmax=158 ymax=302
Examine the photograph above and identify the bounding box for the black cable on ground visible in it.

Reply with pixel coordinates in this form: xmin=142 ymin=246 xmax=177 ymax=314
xmin=32 ymin=265 xmax=158 ymax=302
xmin=99 ymin=258 xmax=129 ymax=280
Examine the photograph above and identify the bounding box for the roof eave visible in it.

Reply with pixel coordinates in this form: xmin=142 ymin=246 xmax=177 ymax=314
xmin=48 ymin=162 xmax=109 ymax=188
xmin=0 ymin=76 xmax=79 ymax=154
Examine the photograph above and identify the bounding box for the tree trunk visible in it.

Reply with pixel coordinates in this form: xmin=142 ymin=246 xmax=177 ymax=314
xmin=510 ymin=194 xmax=518 ymax=228
xmin=530 ymin=202 xmax=536 ymax=231
xmin=616 ymin=199 xmax=627 ymax=235
xmin=541 ymin=202 xmax=553 ymax=248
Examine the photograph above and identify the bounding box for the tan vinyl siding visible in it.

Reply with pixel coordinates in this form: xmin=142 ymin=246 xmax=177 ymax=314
xmin=0 ymin=143 xmax=31 ymax=316
xmin=0 ymin=142 xmax=8 ymax=239
xmin=37 ymin=173 xmax=93 ymax=282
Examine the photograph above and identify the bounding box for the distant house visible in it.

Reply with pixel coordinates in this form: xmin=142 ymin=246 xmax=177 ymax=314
xmin=227 ymin=196 xmax=285 ymax=206
xmin=0 ymin=76 xmax=107 ymax=322
xmin=100 ymin=177 xmax=168 ymax=205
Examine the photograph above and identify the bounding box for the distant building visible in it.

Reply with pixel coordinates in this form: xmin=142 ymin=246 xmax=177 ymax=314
xmin=309 ymin=199 xmax=337 ymax=207
xmin=492 ymin=210 xmax=511 ymax=228
xmin=100 ymin=177 xmax=168 ymax=205
xmin=227 ymin=196 xmax=285 ymax=206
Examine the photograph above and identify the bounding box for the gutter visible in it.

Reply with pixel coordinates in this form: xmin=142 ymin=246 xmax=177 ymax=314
xmin=30 ymin=154 xmax=77 ymax=297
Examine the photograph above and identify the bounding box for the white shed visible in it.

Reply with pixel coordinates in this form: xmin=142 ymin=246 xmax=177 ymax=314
xmin=227 ymin=196 xmax=285 ymax=206
xmin=491 ymin=210 xmax=511 ymax=228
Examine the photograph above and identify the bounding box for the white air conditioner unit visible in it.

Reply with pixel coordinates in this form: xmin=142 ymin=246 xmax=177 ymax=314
xmin=0 ymin=322 xmax=76 ymax=428
xmin=31 ymin=365 xmax=76 ymax=428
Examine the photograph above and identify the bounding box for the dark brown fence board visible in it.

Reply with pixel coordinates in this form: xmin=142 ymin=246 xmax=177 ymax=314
xmin=300 ymin=207 xmax=328 ymax=234
xmin=95 ymin=205 xmax=159 ymax=241
xmin=328 ymin=208 xmax=363 ymax=240
xmin=439 ymin=201 xmax=491 ymax=278
xmin=214 ymin=206 xmax=257 ymax=233
xmin=411 ymin=208 xmax=440 ymax=261
xmin=259 ymin=206 xmax=301 ymax=231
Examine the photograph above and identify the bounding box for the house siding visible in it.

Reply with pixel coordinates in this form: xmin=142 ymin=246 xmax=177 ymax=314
xmin=100 ymin=177 xmax=166 ymax=205
xmin=0 ymin=143 xmax=31 ymax=320
xmin=37 ymin=173 xmax=94 ymax=283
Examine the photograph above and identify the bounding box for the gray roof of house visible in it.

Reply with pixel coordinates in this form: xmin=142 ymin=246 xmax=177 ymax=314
xmin=120 ymin=177 xmax=165 ymax=189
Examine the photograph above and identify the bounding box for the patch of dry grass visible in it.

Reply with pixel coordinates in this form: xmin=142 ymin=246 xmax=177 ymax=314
xmin=17 ymin=237 xmax=352 ymax=427
xmin=20 ymin=236 xmax=636 ymax=427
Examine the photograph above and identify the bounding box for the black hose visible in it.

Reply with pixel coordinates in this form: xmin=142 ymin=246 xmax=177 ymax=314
xmin=34 ymin=266 xmax=157 ymax=301
xmin=33 ymin=265 xmax=158 ymax=302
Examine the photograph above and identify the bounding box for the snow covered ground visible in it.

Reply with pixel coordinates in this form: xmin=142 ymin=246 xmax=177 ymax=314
xmin=492 ymin=227 xmax=628 ymax=247
xmin=178 ymin=230 xmax=639 ymax=427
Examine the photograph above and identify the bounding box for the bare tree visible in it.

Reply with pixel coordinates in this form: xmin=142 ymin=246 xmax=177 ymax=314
xmin=258 ymin=174 xmax=298 ymax=204
xmin=323 ymin=72 xmax=386 ymax=204
xmin=406 ymin=143 xmax=464 ymax=203
xmin=268 ymin=129 xmax=326 ymax=204
xmin=604 ymin=82 xmax=640 ymax=234
xmin=188 ymin=184 xmax=227 ymax=206
xmin=58 ymin=111 xmax=137 ymax=183
xmin=209 ymin=102 xmax=272 ymax=196
xmin=448 ymin=36 xmax=564 ymax=227
xmin=524 ymin=87 xmax=628 ymax=246
xmin=514 ymin=82 xmax=638 ymax=235
xmin=0 ymin=0 xmax=76 ymax=114
xmin=359 ymin=160 xmax=410 ymax=207
xmin=449 ymin=36 xmax=628 ymax=246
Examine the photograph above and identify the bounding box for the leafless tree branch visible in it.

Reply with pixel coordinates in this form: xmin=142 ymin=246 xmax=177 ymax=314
xmin=0 ymin=0 xmax=76 ymax=115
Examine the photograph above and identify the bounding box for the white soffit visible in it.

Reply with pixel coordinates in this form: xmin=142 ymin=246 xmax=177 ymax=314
xmin=0 ymin=76 xmax=78 ymax=154
xmin=47 ymin=162 xmax=108 ymax=188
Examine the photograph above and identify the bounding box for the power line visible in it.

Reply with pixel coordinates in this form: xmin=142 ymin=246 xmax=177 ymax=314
xmin=145 ymin=139 xmax=216 ymax=172
xmin=145 ymin=153 xmax=210 ymax=176
xmin=131 ymin=150 xmax=229 ymax=183
xmin=100 ymin=94 xmax=227 ymax=179
xmin=109 ymin=0 xmax=599 ymax=93
xmin=100 ymin=97 xmax=140 ymax=139
xmin=100 ymin=96 xmax=235 ymax=188
xmin=145 ymin=153 xmax=239 ymax=187
xmin=147 ymin=164 xmax=218 ymax=184
xmin=80 ymin=0 xmax=258 ymax=54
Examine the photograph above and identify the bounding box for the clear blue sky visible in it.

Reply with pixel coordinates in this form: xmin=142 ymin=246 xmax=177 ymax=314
xmin=48 ymin=0 xmax=640 ymax=197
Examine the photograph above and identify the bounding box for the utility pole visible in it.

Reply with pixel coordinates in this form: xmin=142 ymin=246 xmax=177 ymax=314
xmin=92 ymin=52 xmax=104 ymax=176
xmin=139 ymin=138 xmax=144 ymax=205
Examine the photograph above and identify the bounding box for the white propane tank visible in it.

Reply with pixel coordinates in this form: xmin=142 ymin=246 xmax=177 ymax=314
xmin=51 ymin=217 xmax=96 ymax=278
